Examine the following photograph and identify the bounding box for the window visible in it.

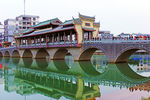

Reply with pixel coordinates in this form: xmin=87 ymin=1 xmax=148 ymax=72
xmin=33 ymin=22 xmax=36 ymax=25
xmin=23 ymin=22 xmax=26 ymax=25
xmin=85 ymin=23 xmax=90 ymax=26
xmin=33 ymin=18 xmax=36 ymax=20
xmin=27 ymin=22 xmax=31 ymax=25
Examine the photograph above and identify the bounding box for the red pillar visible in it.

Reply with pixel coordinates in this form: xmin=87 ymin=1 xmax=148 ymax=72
xmin=52 ymin=34 xmax=54 ymax=43
xmin=70 ymin=31 xmax=72 ymax=43
xmin=58 ymin=33 xmax=60 ymax=43
xmin=91 ymin=32 xmax=93 ymax=40
xmin=46 ymin=35 xmax=48 ymax=47
xmin=64 ymin=32 xmax=66 ymax=44
xmin=34 ymin=37 xmax=36 ymax=46
xmin=40 ymin=36 xmax=41 ymax=46
xmin=88 ymin=32 xmax=90 ymax=40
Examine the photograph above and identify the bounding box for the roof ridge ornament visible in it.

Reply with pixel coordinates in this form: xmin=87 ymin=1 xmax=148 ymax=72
xmin=79 ymin=13 xmax=95 ymax=21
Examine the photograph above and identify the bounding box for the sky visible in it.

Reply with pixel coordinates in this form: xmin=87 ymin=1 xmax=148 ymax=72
xmin=0 ymin=0 xmax=150 ymax=35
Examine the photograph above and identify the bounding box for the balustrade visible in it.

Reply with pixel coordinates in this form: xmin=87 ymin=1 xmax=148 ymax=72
xmin=83 ymin=38 xmax=150 ymax=43
xmin=18 ymin=40 xmax=77 ymax=48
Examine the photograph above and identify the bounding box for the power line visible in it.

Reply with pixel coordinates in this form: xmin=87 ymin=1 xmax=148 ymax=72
xmin=24 ymin=0 xmax=25 ymax=15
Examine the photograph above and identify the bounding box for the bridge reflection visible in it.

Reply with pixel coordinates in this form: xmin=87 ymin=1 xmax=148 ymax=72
xmin=1 ymin=58 xmax=150 ymax=100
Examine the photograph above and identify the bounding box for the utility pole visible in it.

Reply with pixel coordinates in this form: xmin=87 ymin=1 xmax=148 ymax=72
xmin=24 ymin=0 xmax=26 ymax=15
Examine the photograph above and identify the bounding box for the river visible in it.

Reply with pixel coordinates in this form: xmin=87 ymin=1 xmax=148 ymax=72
xmin=0 ymin=54 xmax=149 ymax=100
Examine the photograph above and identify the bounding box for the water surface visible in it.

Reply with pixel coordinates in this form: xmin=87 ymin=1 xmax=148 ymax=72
xmin=0 ymin=54 xmax=149 ymax=100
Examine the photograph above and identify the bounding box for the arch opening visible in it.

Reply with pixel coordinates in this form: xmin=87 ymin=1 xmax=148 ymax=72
xmin=4 ymin=51 xmax=10 ymax=57
xmin=12 ymin=50 xmax=20 ymax=58
xmin=116 ymin=49 xmax=145 ymax=63
xmin=54 ymin=48 xmax=74 ymax=68
xmin=128 ymin=49 xmax=150 ymax=77
xmin=65 ymin=52 xmax=74 ymax=68
xmin=35 ymin=49 xmax=49 ymax=59
xmin=79 ymin=48 xmax=109 ymax=73
xmin=0 ymin=52 xmax=3 ymax=57
xmin=53 ymin=48 xmax=68 ymax=60
xmin=22 ymin=49 xmax=33 ymax=58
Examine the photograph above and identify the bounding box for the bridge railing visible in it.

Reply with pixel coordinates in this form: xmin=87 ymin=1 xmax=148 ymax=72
xmin=0 ymin=46 xmax=16 ymax=50
xmin=18 ymin=41 xmax=77 ymax=48
xmin=83 ymin=38 xmax=150 ymax=43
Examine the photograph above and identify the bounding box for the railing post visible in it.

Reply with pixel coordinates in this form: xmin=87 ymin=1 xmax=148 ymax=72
xmin=64 ymin=32 xmax=66 ymax=44
xmin=46 ymin=35 xmax=48 ymax=47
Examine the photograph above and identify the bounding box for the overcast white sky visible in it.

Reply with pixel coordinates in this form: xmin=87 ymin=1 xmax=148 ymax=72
xmin=0 ymin=0 xmax=150 ymax=35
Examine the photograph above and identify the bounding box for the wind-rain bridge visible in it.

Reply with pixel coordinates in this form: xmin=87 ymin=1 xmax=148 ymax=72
xmin=1 ymin=14 xmax=150 ymax=63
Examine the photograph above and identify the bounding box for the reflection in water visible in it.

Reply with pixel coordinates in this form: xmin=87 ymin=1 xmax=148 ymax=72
xmin=92 ymin=55 xmax=108 ymax=73
xmin=79 ymin=61 xmax=100 ymax=76
xmin=53 ymin=60 xmax=70 ymax=72
xmin=12 ymin=58 xmax=20 ymax=65
xmin=4 ymin=67 xmax=100 ymax=100
xmin=129 ymin=54 xmax=150 ymax=77
xmin=0 ymin=54 xmax=149 ymax=100
xmin=4 ymin=57 xmax=10 ymax=63
xmin=36 ymin=59 xmax=48 ymax=69
xmin=23 ymin=58 xmax=33 ymax=67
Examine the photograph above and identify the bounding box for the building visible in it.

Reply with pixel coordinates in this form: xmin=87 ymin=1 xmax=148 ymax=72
xmin=16 ymin=15 xmax=39 ymax=33
xmin=4 ymin=19 xmax=16 ymax=45
xmin=0 ymin=22 xmax=4 ymax=43
xmin=4 ymin=15 xmax=39 ymax=46
xmin=15 ymin=14 xmax=100 ymax=47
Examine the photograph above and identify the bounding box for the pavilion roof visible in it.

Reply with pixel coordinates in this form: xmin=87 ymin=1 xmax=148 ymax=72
xmin=61 ymin=20 xmax=74 ymax=25
xmin=17 ymin=26 xmax=74 ymax=38
xmin=22 ymin=28 xmax=34 ymax=34
xmin=32 ymin=18 xmax=61 ymax=28
xmin=79 ymin=13 xmax=95 ymax=20
xmin=61 ymin=18 xmax=81 ymax=26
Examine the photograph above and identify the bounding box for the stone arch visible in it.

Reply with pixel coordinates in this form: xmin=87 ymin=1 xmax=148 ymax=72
xmin=53 ymin=48 xmax=68 ymax=60
xmin=0 ymin=52 xmax=3 ymax=57
xmin=35 ymin=49 xmax=49 ymax=59
xmin=22 ymin=49 xmax=33 ymax=58
xmin=12 ymin=50 xmax=20 ymax=58
xmin=115 ymin=46 xmax=149 ymax=63
xmin=79 ymin=47 xmax=107 ymax=61
xmin=4 ymin=51 xmax=10 ymax=57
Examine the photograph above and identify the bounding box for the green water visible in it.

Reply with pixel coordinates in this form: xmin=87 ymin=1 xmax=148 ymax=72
xmin=0 ymin=55 xmax=150 ymax=100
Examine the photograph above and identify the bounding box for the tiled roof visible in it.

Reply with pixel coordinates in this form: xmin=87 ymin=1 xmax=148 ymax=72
xmin=22 ymin=28 xmax=34 ymax=34
xmin=82 ymin=27 xmax=95 ymax=31
xmin=32 ymin=18 xmax=60 ymax=28
xmin=61 ymin=18 xmax=81 ymax=25
xmin=79 ymin=13 xmax=95 ymax=19
xmin=61 ymin=20 xmax=73 ymax=25
xmin=18 ymin=26 xmax=74 ymax=38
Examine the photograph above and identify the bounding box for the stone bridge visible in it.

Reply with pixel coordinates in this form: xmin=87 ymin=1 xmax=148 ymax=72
xmin=1 ymin=40 xmax=150 ymax=63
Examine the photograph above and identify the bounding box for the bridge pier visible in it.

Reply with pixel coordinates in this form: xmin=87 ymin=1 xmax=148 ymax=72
xmin=31 ymin=49 xmax=38 ymax=59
